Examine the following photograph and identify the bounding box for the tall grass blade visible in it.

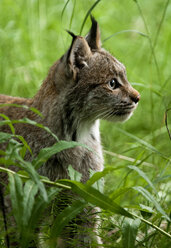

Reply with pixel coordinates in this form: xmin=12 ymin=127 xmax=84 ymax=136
xmin=68 ymin=165 xmax=82 ymax=181
xmin=27 ymin=187 xmax=60 ymax=233
xmin=0 ymin=103 xmax=43 ymax=118
xmin=110 ymin=187 xmax=131 ymax=200
xmin=8 ymin=173 xmax=23 ymax=227
xmin=103 ymin=30 xmax=148 ymax=43
xmin=15 ymin=118 xmax=59 ymax=141
xmin=0 ymin=132 xmax=11 ymax=143
xmin=61 ymin=0 xmax=71 ymax=21
xmin=153 ymin=0 xmax=170 ymax=50
xmin=165 ymin=108 xmax=171 ymax=140
xmin=0 ymin=114 xmax=15 ymax=134
xmin=128 ymin=165 xmax=157 ymax=194
xmin=133 ymin=0 xmax=161 ymax=81
xmin=21 ymin=187 xmax=61 ymax=247
xmin=18 ymin=160 xmax=48 ymax=202
xmin=33 ymin=140 xmax=91 ymax=169
xmin=1 ymin=137 xmax=47 ymax=201
xmin=104 ymin=150 xmax=154 ymax=167
xmin=69 ymin=0 xmax=76 ymax=31
xmin=0 ymin=166 xmax=71 ymax=190
xmin=0 ymin=186 xmax=9 ymax=247
xmin=130 ymin=82 xmax=162 ymax=96
xmin=122 ymin=218 xmax=141 ymax=248
xmin=80 ymin=0 xmax=101 ymax=35
xmin=8 ymin=143 xmax=48 ymax=202
xmin=50 ymin=200 xmax=86 ymax=244
xmin=133 ymin=186 xmax=170 ymax=221
xmin=115 ymin=127 xmax=168 ymax=159
xmin=58 ymin=179 xmax=133 ymax=218
xmin=132 ymin=212 xmax=171 ymax=239
xmin=0 ymin=117 xmax=58 ymax=141
xmin=16 ymin=135 xmax=32 ymax=156
xmin=87 ymin=166 xmax=125 ymax=187
xmin=22 ymin=180 xmax=38 ymax=226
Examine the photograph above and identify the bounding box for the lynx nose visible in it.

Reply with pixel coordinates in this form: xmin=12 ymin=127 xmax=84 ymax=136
xmin=131 ymin=94 xmax=140 ymax=104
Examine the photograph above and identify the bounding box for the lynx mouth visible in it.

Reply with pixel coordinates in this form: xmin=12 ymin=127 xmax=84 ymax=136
xmin=114 ymin=111 xmax=133 ymax=122
xmin=106 ymin=105 xmax=137 ymax=122
xmin=115 ymin=105 xmax=136 ymax=116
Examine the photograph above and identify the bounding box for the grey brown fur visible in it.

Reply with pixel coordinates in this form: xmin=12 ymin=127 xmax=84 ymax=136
xmin=0 ymin=16 xmax=140 ymax=247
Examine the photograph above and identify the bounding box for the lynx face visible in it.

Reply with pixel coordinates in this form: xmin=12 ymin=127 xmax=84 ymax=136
xmin=57 ymin=17 xmax=140 ymax=126
xmin=77 ymin=51 xmax=140 ymax=123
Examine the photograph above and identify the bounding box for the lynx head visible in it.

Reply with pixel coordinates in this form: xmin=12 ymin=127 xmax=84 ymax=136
xmin=53 ymin=16 xmax=140 ymax=124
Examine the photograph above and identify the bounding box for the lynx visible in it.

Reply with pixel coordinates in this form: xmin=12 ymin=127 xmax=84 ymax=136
xmin=0 ymin=16 xmax=140 ymax=247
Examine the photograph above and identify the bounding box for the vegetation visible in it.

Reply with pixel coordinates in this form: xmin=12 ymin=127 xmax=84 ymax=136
xmin=0 ymin=0 xmax=171 ymax=247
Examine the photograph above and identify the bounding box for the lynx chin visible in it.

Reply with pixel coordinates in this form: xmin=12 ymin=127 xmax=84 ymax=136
xmin=0 ymin=16 xmax=140 ymax=247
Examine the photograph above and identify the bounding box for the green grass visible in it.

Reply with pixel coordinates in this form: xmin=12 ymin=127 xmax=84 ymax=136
xmin=0 ymin=0 xmax=171 ymax=247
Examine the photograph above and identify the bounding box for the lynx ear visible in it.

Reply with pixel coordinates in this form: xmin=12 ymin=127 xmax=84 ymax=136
xmin=85 ymin=15 xmax=101 ymax=50
xmin=67 ymin=31 xmax=92 ymax=73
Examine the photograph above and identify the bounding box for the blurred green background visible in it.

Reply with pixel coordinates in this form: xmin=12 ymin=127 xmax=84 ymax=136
xmin=0 ymin=0 xmax=171 ymax=205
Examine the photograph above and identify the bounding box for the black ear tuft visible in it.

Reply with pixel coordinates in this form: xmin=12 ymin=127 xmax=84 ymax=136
xmin=66 ymin=30 xmax=77 ymax=40
xmin=85 ymin=15 xmax=101 ymax=50
xmin=90 ymin=15 xmax=98 ymax=35
xmin=66 ymin=30 xmax=77 ymax=61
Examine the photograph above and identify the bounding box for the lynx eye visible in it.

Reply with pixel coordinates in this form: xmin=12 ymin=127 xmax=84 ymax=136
xmin=107 ymin=78 xmax=119 ymax=90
